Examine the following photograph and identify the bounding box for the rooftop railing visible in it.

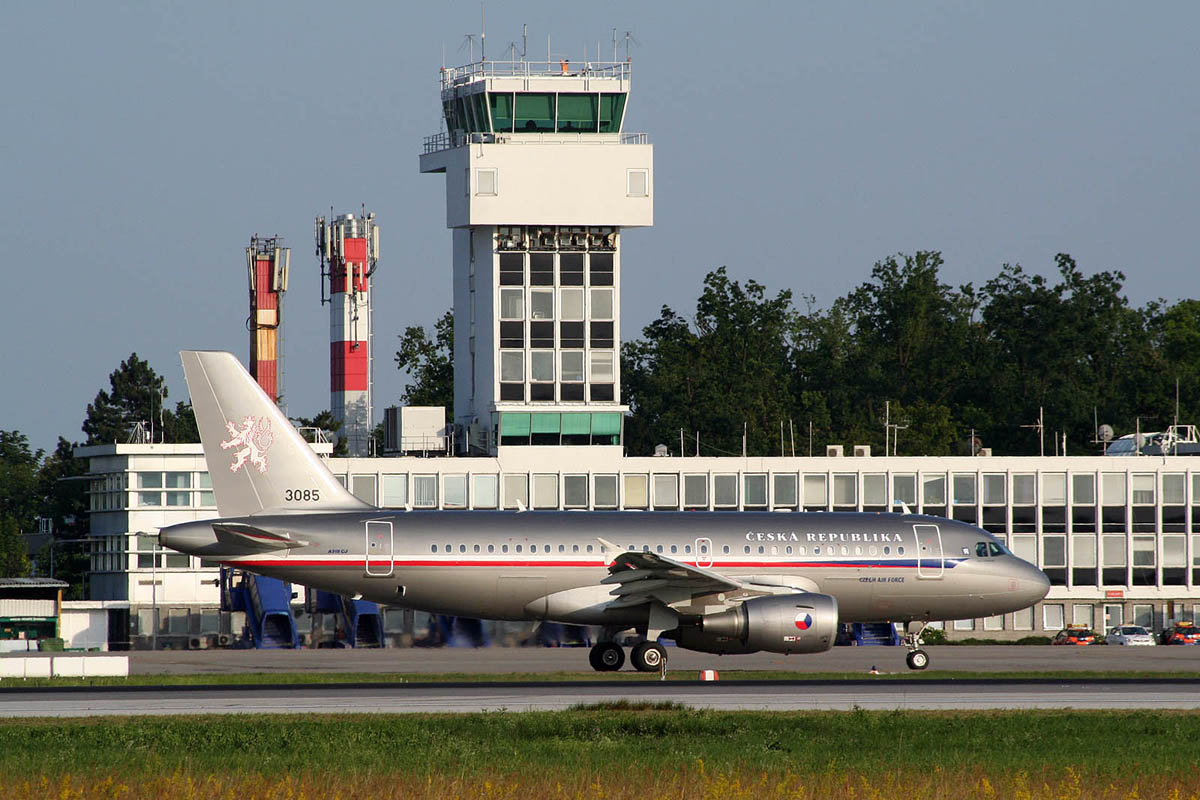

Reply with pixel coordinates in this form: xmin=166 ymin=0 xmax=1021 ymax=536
xmin=441 ymin=60 xmax=631 ymax=89
xmin=423 ymin=130 xmax=649 ymax=155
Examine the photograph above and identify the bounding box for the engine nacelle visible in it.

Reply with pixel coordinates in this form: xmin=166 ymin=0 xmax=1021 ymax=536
xmin=678 ymin=593 xmax=838 ymax=655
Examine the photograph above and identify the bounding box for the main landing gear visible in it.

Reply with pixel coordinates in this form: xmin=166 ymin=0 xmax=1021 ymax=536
xmin=588 ymin=642 xmax=624 ymax=671
xmin=588 ymin=640 xmax=668 ymax=673
xmin=903 ymin=621 xmax=930 ymax=671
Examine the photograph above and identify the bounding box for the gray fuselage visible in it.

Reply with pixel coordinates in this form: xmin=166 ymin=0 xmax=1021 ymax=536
xmin=161 ymin=510 xmax=1049 ymax=627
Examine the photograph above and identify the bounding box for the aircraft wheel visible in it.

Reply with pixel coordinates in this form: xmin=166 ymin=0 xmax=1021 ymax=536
xmin=630 ymin=641 xmax=667 ymax=673
xmin=906 ymin=649 xmax=929 ymax=671
xmin=589 ymin=642 xmax=625 ymax=672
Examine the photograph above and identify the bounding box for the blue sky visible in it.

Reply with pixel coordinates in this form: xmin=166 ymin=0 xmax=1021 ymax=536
xmin=4 ymin=2 xmax=1197 ymax=454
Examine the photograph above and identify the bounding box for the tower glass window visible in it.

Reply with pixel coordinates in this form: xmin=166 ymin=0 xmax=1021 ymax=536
xmin=589 ymin=253 xmax=614 ymax=286
xmin=513 ymin=93 xmax=555 ymax=132
xmin=531 ymin=350 xmax=554 ymax=382
xmin=589 ymin=351 xmax=614 ymax=382
xmin=556 ymin=94 xmax=598 ymax=132
xmin=561 ymin=352 xmax=584 ymax=382
xmin=530 ymin=290 xmax=554 ymax=320
xmin=559 ymin=253 xmax=584 ymax=286
xmin=598 ymin=93 xmax=627 ymax=132
xmin=530 ymin=253 xmax=554 ymax=285
xmin=590 ymin=321 xmax=614 ymax=348
xmin=560 ymin=289 xmax=583 ymax=320
xmin=489 ymin=92 xmax=513 ymax=132
xmin=499 ymin=253 xmax=523 ymax=285
xmin=590 ymin=289 xmax=613 ymax=320
xmin=500 ymin=289 xmax=524 ymax=320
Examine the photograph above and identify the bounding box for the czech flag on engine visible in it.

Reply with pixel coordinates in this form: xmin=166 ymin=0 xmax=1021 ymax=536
xmin=794 ymin=612 xmax=813 ymax=631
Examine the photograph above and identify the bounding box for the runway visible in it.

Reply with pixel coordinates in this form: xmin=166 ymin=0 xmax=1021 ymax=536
xmin=119 ymin=643 xmax=1200 ymax=676
xmin=3 ymin=678 xmax=1199 ymax=717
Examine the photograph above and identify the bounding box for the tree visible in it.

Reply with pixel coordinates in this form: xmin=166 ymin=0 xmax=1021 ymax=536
xmin=0 ymin=431 xmax=39 ymax=578
xmin=291 ymin=411 xmax=348 ymax=457
xmin=394 ymin=310 xmax=454 ymax=420
xmin=36 ymin=438 xmax=89 ymax=596
xmin=623 ymin=268 xmax=797 ymax=456
xmin=0 ymin=516 xmax=30 ymax=578
xmin=82 ymin=353 xmax=197 ymax=444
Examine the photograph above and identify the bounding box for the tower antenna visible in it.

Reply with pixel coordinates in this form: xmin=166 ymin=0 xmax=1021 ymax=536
xmin=480 ymin=2 xmax=485 ymax=61
xmin=623 ymin=30 xmax=641 ymax=61
xmin=522 ymin=23 xmax=527 ymax=60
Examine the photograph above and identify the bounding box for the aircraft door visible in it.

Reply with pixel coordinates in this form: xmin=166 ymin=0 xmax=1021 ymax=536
xmin=695 ymin=537 xmax=713 ymax=568
xmin=913 ymin=524 xmax=944 ymax=579
xmin=365 ymin=520 xmax=394 ymax=577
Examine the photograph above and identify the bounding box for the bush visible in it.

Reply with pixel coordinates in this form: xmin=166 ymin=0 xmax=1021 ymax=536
xmin=1015 ymin=635 xmax=1052 ymax=646
xmin=919 ymin=627 xmax=947 ymax=645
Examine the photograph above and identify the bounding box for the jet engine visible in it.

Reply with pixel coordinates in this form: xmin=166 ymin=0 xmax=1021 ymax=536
xmin=675 ymin=593 xmax=838 ymax=655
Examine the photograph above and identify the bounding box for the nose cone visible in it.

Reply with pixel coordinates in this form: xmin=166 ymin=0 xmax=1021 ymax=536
xmin=1015 ymin=560 xmax=1052 ymax=607
xmin=159 ymin=519 xmax=218 ymax=555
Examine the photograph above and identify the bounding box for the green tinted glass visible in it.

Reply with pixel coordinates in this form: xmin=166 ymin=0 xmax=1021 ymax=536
xmin=591 ymin=413 xmax=622 ymax=436
xmin=557 ymin=94 xmax=598 ymax=132
xmin=598 ymin=93 xmax=626 ymax=133
xmin=501 ymin=413 xmax=531 ymax=436
xmin=471 ymin=93 xmax=489 ymax=132
xmin=561 ymin=413 xmax=592 ymax=435
xmin=514 ymin=93 xmax=555 ymax=132
xmin=489 ymin=93 xmax=513 ymax=132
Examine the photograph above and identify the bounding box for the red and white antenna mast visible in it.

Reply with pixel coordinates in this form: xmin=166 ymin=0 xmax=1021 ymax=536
xmin=315 ymin=209 xmax=379 ymax=456
xmin=245 ymin=235 xmax=290 ymax=403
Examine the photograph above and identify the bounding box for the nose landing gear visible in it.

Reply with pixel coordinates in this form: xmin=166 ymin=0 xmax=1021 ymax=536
xmin=903 ymin=621 xmax=930 ymax=670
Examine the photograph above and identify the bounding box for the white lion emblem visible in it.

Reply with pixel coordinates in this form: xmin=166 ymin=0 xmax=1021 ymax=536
xmin=220 ymin=415 xmax=274 ymax=474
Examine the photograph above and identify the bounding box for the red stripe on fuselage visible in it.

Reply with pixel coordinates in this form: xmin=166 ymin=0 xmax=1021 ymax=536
xmin=223 ymin=559 xmax=955 ymax=569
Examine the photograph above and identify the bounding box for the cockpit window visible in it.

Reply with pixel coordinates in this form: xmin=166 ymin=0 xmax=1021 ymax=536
xmin=975 ymin=542 xmax=990 ymax=557
xmin=988 ymin=542 xmax=1007 ymax=557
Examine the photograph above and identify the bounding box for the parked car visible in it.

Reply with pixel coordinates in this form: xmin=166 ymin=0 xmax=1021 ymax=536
xmin=1105 ymin=625 xmax=1156 ymax=646
xmin=1051 ymin=625 xmax=1098 ymax=645
xmin=1160 ymin=621 xmax=1200 ymax=645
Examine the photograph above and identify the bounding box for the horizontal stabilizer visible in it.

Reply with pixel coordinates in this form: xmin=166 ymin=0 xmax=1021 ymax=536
xmin=212 ymin=522 xmax=308 ymax=551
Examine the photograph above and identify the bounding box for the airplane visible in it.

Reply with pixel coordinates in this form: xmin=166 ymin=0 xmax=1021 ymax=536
xmin=160 ymin=351 xmax=1050 ymax=672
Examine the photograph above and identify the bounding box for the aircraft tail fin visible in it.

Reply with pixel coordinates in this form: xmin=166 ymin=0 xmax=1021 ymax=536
xmin=181 ymin=350 xmax=371 ymax=516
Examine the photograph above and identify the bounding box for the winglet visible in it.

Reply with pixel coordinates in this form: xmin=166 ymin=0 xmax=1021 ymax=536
xmin=596 ymin=537 xmax=624 ymax=566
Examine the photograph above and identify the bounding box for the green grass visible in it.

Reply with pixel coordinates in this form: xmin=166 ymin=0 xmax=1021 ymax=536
xmin=4 ymin=668 xmax=1200 ymax=689
xmin=0 ymin=710 xmax=1198 ymax=778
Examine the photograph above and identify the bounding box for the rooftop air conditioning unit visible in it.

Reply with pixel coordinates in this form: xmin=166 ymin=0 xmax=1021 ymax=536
xmin=826 ymin=445 xmax=844 ymax=458
xmin=978 ymin=447 xmax=993 ymax=457
xmin=853 ymin=445 xmax=871 ymax=458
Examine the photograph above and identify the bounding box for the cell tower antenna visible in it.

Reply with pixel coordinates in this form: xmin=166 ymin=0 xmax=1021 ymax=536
xmin=623 ymin=30 xmax=641 ymax=61
xmin=612 ymin=28 xmax=617 ymax=62
xmin=480 ymin=2 xmax=485 ymax=61
xmin=522 ymin=23 xmax=527 ymax=60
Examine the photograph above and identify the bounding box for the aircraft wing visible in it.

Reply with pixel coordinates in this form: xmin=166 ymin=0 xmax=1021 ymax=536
xmin=599 ymin=551 xmax=744 ymax=610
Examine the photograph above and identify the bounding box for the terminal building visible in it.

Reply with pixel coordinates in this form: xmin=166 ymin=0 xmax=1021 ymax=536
xmin=75 ymin=54 xmax=1200 ymax=648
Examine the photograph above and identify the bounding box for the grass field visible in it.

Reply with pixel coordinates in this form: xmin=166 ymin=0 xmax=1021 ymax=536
xmin=5 ymin=668 xmax=1200 ymax=688
xmin=2 ymin=709 xmax=1200 ymax=799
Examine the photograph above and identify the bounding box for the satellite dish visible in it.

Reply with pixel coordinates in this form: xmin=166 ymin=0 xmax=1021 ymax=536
xmin=1098 ymin=424 xmax=1114 ymax=443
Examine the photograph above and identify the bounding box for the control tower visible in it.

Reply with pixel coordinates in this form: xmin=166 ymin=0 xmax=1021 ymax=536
xmin=420 ymin=58 xmax=652 ymax=454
